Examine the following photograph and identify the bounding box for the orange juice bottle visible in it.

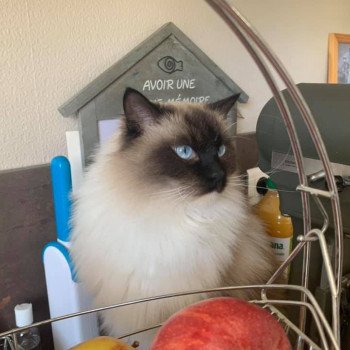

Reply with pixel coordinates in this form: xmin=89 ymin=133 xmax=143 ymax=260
xmin=255 ymin=178 xmax=293 ymax=279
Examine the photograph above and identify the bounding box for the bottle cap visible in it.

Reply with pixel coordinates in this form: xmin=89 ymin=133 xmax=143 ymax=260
xmin=14 ymin=303 xmax=33 ymax=327
xmin=266 ymin=178 xmax=277 ymax=190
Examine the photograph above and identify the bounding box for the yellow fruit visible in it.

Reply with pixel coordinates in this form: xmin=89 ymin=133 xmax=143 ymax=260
xmin=70 ymin=336 xmax=137 ymax=350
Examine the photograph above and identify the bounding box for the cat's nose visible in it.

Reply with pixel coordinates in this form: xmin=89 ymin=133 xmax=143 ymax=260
xmin=209 ymin=170 xmax=226 ymax=192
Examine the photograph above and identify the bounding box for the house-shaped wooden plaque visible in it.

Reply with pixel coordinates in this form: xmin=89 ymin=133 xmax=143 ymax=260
xmin=59 ymin=22 xmax=248 ymax=164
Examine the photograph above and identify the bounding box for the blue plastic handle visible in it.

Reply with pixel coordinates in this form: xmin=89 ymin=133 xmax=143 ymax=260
xmin=50 ymin=156 xmax=72 ymax=242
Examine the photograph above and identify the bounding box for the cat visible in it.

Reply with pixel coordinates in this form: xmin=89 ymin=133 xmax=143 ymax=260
xmin=70 ymin=88 xmax=278 ymax=348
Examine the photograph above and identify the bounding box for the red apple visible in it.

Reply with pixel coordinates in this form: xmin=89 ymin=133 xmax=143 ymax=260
xmin=150 ymin=297 xmax=291 ymax=350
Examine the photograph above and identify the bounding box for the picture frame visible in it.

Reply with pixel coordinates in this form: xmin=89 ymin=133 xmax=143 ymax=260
xmin=328 ymin=33 xmax=350 ymax=83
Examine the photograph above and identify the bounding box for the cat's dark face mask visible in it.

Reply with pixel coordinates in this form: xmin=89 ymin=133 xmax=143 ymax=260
xmin=121 ymin=88 xmax=240 ymax=196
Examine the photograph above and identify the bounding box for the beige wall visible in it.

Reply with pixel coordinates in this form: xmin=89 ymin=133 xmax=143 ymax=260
xmin=1 ymin=0 xmax=350 ymax=170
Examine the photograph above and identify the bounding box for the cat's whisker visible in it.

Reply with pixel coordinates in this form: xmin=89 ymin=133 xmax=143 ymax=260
xmin=150 ymin=185 xmax=195 ymax=202
xmin=244 ymin=185 xmax=298 ymax=194
xmin=150 ymin=189 xmax=179 ymax=197
xmin=152 ymin=185 xmax=191 ymax=193
xmin=226 ymin=177 xmax=239 ymax=183
xmin=223 ymin=121 xmax=238 ymax=132
xmin=150 ymin=192 xmax=180 ymax=201
xmin=176 ymin=187 xmax=192 ymax=200
xmin=171 ymin=186 xmax=196 ymax=206
xmin=151 ymin=185 xmax=193 ymax=197
xmin=226 ymin=179 xmax=299 ymax=194
xmin=234 ymin=166 xmax=290 ymax=181
xmin=170 ymin=193 xmax=188 ymax=206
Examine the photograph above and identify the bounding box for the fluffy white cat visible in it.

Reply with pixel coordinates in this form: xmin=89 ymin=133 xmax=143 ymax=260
xmin=71 ymin=88 xmax=276 ymax=348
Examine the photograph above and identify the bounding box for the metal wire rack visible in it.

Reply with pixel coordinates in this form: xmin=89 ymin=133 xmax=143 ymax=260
xmin=0 ymin=0 xmax=344 ymax=349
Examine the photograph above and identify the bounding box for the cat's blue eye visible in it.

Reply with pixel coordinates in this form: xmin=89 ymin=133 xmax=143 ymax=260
xmin=218 ymin=145 xmax=226 ymax=157
xmin=174 ymin=145 xmax=193 ymax=160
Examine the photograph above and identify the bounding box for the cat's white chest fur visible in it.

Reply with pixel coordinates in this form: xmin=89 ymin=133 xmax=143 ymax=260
xmin=71 ymin=155 xmax=247 ymax=340
xmin=72 ymin=173 xmax=242 ymax=293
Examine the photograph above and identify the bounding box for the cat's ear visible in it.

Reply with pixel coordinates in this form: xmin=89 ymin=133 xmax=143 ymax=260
xmin=123 ymin=88 xmax=161 ymax=138
xmin=208 ymin=93 xmax=240 ymax=117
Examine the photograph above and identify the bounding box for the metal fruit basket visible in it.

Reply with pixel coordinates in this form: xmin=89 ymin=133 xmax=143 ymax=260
xmin=0 ymin=1 xmax=344 ymax=349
